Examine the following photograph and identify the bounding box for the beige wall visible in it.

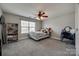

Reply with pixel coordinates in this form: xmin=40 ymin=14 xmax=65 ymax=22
xmin=0 ymin=8 xmax=2 ymax=17
xmin=0 ymin=7 xmax=2 ymax=40
xmin=3 ymin=13 xmax=42 ymax=40
xmin=42 ymin=12 xmax=75 ymax=40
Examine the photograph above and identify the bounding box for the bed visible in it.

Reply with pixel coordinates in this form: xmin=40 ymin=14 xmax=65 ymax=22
xmin=28 ymin=28 xmax=52 ymax=41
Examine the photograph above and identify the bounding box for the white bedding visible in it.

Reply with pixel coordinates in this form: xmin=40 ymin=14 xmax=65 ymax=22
xmin=28 ymin=31 xmax=49 ymax=40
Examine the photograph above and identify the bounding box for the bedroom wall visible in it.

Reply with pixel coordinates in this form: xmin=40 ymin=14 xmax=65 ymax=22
xmin=42 ymin=12 xmax=75 ymax=40
xmin=3 ymin=13 xmax=42 ymax=40
xmin=0 ymin=7 xmax=2 ymax=17
xmin=0 ymin=7 xmax=2 ymax=40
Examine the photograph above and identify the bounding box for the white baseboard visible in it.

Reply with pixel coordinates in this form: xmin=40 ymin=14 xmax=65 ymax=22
xmin=19 ymin=37 xmax=28 ymax=40
xmin=51 ymin=36 xmax=61 ymax=40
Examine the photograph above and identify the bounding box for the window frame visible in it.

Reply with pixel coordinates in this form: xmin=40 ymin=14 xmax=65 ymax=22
xmin=21 ymin=20 xmax=35 ymax=34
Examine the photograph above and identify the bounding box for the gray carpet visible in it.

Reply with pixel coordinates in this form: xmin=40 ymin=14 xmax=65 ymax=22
xmin=2 ymin=38 xmax=76 ymax=56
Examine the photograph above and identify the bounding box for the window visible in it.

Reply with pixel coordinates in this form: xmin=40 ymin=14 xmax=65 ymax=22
xmin=21 ymin=20 xmax=28 ymax=33
xmin=21 ymin=20 xmax=35 ymax=33
xmin=29 ymin=22 xmax=35 ymax=32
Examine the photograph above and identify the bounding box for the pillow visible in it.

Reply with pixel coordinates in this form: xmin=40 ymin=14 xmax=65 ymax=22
xmin=41 ymin=28 xmax=51 ymax=35
xmin=65 ymin=27 xmax=70 ymax=32
xmin=45 ymin=28 xmax=50 ymax=34
xmin=41 ymin=29 xmax=45 ymax=32
xmin=70 ymin=29 xmax=75 ymax=34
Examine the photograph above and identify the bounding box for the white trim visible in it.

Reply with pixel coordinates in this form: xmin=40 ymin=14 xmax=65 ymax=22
xmin=51 ymin=36 xmax=61 ymax=40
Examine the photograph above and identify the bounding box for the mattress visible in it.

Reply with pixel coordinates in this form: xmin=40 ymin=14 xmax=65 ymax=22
xmin=28 ymin=31 xmax=49 ymax=40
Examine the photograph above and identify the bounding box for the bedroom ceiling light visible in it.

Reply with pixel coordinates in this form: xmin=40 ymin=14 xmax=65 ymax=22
xmin=36 ymin=10 xmax=48 ymax=21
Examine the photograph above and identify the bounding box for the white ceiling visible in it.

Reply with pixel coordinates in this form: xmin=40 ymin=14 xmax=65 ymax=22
xmin=0 ymin=3 xmax=75 ymax=18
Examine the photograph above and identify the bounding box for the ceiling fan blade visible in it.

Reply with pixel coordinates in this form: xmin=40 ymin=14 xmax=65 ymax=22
xmin=38 ymin=11 xmax=45 ymax=16
xmin=42 ymin=12 xmax=45 ymax=15
xmin=39 ymin=11 xmax=41 ymax=14
xmin=42 ymin=16 xmax=48 ymax=17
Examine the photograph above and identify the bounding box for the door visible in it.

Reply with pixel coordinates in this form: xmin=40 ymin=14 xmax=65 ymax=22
xmin=75 ymin=4 xmax=79 ymax=56
xmin=0 ymin=24 xmax=2 ymax=56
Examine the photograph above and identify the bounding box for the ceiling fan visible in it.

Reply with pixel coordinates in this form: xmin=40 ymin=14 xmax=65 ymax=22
xmin=36 ymin=11 xmax=48 ymax=20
